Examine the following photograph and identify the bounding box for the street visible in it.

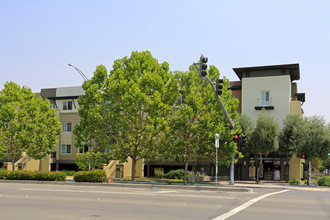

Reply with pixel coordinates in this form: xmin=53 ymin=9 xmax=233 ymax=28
xmin=0 ymin=182 xmax=329 ymax=220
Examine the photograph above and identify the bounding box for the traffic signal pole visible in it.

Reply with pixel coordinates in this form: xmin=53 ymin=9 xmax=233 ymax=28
xmin=203 ymin=75 xmax=235 ymax=185
xmin=194 ymin=55 xmax=235 ymax=185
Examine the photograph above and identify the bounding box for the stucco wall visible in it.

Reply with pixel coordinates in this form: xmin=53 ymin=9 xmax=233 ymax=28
xmin=242 ymin=75 xmax=291 ymax=127
xmin=56 ymin=86 xmax=85 ymax=97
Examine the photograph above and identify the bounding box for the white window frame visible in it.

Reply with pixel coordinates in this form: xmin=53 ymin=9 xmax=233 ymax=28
xmin=63 ymin=101 xmax=73 ymax=111
xmin=62 ymin=122 xmax=72 ymax=132
xmin=260 ymin=91 xmax=270 ymax=106
xmin=61 ymin=144 xmax=72 ymax=154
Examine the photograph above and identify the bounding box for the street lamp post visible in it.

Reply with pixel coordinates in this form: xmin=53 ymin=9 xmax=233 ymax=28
xmin=215 ymin=134 xmax=219 ymax=186
xmin=68 ymin=63 xmax=92 ymax=172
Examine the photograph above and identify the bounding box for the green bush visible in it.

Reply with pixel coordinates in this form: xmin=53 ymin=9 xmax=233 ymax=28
xmin=1 ymin=171 xmax=66 ymax=181
xmin=165 ymin=169 xmax=185 ymax=179
xmin=62 ymin=170 xmax=76 ymax=176
xmin=318 ymin=176 xmax=330 ymax=186
xmin=154 ymin=168 xmax=165 ymax=178
xmin=289 ymin=178 xmax=301 ymax=185
xmin=73 ymin=170 xmax=107 ymax=182
xmin=0 ymin=169 xmax=9 ymax=179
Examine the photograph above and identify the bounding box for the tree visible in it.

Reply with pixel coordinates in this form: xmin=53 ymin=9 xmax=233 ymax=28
xmin=236 ymin=114 xmax=254 ymax=152
xmin=279 ymin=114 xmax=304 ymax=179
xmin=0 ymin=82 xmax=61 ymax=171
xmin=164 ymin=65 xmax=239 ymax=183
xmin=249 ymin=113 xmax=280 ymax=182
xmin=74 ymin=65 xmax=110 ymax=171
xmin=293 ymin=116 xmax=329 ymax=185
xmin=105 ymin=51 xmax=179 ymax=180
xmin=75 ymin=151 xmax=109 ymax=171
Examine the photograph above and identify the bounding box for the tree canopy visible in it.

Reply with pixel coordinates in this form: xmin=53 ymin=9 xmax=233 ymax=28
xmin=163 ymin=65 xmax=240 ymax=183
xmin=75 ymin=51 xmax=179 ymax=180
xmin=0 ymin=81 xmax=62 ymax=170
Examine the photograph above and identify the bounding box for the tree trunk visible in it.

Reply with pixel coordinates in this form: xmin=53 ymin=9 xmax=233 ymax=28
xmin=131 ymin=157 xmax=137 ymax=181
xmin=184 ymin=158 xmax=189 ymax=184
xmin=11 ymin=158 xmax=15 ymax=171
xmin=256 ymin=154 xmax=263 ymax=183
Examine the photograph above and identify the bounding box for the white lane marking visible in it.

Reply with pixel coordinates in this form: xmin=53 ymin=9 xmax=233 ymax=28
xmin=213 ymin=189 xmax=290 ymax=220
xmin=152 ymin=190 xmax=178 ymax=194
xmin=19 ymin=188 xmax=235 ymax=199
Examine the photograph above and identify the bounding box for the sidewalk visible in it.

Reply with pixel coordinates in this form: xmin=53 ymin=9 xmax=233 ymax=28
xmin=2 ymin=178 xmax=329 ymax=192
xmin=216 ymin=180 xmax=330 ymax=191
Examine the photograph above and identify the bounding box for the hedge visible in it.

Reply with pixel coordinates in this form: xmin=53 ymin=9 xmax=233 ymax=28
xmin=318 ymin=176 xmax=330 ymax=186
xmin=164 ymin=169 xmax=185 ymax=179
xmin=0 ymin=170 xmax=66 ymax=181
xmin=73 ymin=170 xmax=107 ymax=182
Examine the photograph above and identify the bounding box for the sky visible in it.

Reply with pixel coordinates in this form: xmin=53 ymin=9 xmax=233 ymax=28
xmin=1 ymin=0 xmax=329 ymax=122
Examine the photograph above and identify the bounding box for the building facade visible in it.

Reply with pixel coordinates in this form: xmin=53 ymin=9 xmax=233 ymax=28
xmin=40 ymin=86 xmax=84 ymax=170
xmin=232 ymin=63 xmax=305 ymax=181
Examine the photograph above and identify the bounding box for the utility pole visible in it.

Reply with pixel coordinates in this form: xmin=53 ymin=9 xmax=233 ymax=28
xmin=215 ymin=133 xmax=219 ymax=186
xmin=194 ymin=55 xmax=236 ymax=185
xmin=68 ymin=63 xmax=92 ymax=172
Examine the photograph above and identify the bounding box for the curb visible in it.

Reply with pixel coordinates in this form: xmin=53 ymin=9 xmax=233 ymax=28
xmin=0 ymin=179 xmax=252 ymax=192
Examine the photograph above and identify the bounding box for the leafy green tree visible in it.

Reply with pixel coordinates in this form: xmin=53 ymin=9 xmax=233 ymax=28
xmin=294 ymin=116 xmax=329 ymax=160
xmin=249 ymin=113 xmax=280 ymax=182
xmin=74 ymin=65 xmax=111 ymax=170
xmin=105 ymin=51 xmax=179 ymax=180
xmin=279 ymin=114 xmax=305 ymax=173
xmin=293 ymin=116 xmax=329 ymax=184
xmin=164 ymin=65 xmax=239 ymax=183
xmin=0 ymin=82 xmax=61 ymax=171
xmin=75 ymin=151 xmax=109 ymax=171
xmin=236 ymin=114 xmax=254 ymax=152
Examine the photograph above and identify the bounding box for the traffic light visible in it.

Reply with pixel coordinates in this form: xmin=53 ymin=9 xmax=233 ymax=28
xmin=233 ymin=133 xmax=239 ymax=143
xmin=301 ymin=154 xmax=307 ymax=159
xmin=241 ymin=134 xmax=246 ymax=148
xmin=216 ymin=77 xmax=224 ymax=95
xmin=199 ymin=55 xmax=208 ymax=78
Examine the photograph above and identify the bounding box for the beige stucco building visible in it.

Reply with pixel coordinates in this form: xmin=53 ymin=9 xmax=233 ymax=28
xmin=232 ymin=64 xmax=305 ymax=181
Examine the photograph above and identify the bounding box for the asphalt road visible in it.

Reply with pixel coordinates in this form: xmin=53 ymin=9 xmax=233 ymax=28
xmin=0 ymin=182 xmax=329 ymax=220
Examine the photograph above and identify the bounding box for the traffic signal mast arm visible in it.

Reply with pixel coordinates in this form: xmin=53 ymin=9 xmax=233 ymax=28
xmin=204 ymin=75 xmax=235 ymax=130
xmin=195 ymin=55 xmax=235 ymax=185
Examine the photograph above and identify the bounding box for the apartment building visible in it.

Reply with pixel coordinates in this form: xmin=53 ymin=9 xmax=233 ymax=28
xmin=232 ymin=63 xmax=305 ymax=181
xmin=40 ymin=86 xmax=84 ymax=170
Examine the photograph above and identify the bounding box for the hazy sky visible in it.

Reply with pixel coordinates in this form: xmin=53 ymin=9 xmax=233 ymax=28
xmin=1 ymin=0 xmax=329 ymax=122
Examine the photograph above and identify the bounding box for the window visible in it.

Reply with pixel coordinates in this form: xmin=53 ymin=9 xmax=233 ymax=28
xmin=261 ymin=91 xmax=270 ymax=106
xmin=62 ymin=123 xmax=72 ymax=132
xmin=63 ymin=101 xmax=72 ymax=110
xmin=78 ymin=145 xmax=89 ymax=154
xmin=50 ymin=103 xmax=56 ymax=109
xmin=61 ymin=144 xmax=71 ymax=154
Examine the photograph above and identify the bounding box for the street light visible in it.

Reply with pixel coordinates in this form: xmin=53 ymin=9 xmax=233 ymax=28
xmin=68 ymin=63 xmax=91 ymax=171
xmin=68 ymin=63 xmax=89 ymax=81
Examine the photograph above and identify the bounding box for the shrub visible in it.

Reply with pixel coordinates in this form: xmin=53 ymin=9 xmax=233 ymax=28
xmin=289 ymin=178 xmax=301 ymax=185
xmin=318 ymin=176 xmax=330 ymax=186
xmin=188 ymin=170 xmax=206 ymax=177
xmin=2 ymin=171 xmax=66 ymax=181
xmin=75 ymin=152 xmax=108 ymax=171
xmin=0 ymin=169 xmax=9 ymax=179
xmin=165 ymin=169 xmax=185 ymax=179
xmin=62 ymin=170 xmax=76 ymax=176
xmin=73 ymin=170 xmax=107 ymax=182
xmin=154 ymin=168 xmax=165 ymax=178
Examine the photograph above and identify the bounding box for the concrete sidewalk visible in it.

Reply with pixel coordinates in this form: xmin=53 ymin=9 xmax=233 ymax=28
xmin=2 ymin=178 xmax=329 ymax=192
